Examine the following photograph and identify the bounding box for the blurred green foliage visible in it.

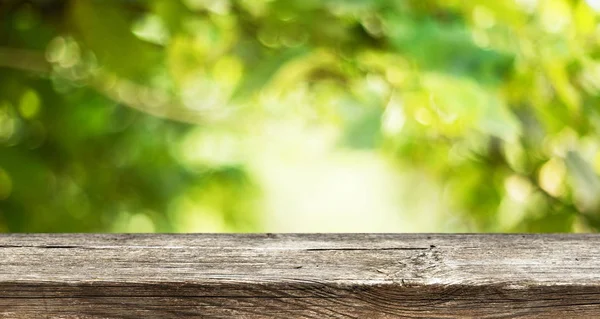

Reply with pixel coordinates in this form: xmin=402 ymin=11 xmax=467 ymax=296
xmin=1 ymin=0 xmax=600 ymax=232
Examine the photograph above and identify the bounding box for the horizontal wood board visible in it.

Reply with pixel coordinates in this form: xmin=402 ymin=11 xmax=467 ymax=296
xmin=1 ymin=234 xmax=599 ymax=318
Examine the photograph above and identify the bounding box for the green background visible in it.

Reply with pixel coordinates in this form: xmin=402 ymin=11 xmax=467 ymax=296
xmin=1 ymin=0 xmax=600 ymax=232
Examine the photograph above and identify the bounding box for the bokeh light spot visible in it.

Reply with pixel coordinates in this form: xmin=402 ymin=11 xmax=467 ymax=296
xmin=505 ymin=175 xmax=532 ymax=203
xmin=19 ymin=89 xmax=41 ymax=119
xmin=586 ymin=0 xmax=600 ymax=12
xmin=539 ymin=158 xmax=567 ymax=197
xmin=473 ymin=6 xmax=496 ymax=29
xmin=132 ymin=14 xmax=170 ymax=45
xmin=126 ymin=213 xmax=156 ymax=233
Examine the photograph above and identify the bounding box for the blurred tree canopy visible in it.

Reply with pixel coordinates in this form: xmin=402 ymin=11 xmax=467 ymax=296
xmin=1 ymin=0 xmax=600 ymax=232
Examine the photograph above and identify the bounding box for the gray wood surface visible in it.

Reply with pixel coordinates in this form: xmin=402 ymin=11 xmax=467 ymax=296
xmin=1 ymin=234 xmax=599 ymax=318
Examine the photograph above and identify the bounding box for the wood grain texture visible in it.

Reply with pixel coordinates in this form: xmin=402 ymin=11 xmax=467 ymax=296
xmin=1 ymin=234 xmax=600 ymax=318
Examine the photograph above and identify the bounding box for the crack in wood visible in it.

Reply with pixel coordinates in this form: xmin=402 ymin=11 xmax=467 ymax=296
xmin=304 ymin=247 xmax=430 ymax=252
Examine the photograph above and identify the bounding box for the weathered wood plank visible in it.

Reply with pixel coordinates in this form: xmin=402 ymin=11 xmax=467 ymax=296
xmin=1 ymin=234 xmax=599 ymax=318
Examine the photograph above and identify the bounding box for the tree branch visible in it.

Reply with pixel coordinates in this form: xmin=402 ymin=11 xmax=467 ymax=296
xmin=0 ymin=46 xmax=213 ymax=125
